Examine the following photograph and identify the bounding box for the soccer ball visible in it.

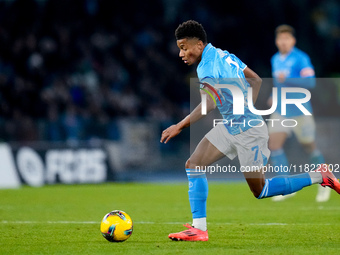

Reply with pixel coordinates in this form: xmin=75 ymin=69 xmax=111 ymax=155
xmin=100 ymin=210 xmax=133 ymax=242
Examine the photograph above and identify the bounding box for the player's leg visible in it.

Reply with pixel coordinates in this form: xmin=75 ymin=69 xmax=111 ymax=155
xmin=300 ymin=141 xmax=330 ymax=202
xmin=302 ymin=142 xmax=330 ymax=202
xmin=243 ymin=166 xmax=319 ymax=200
xmin=186 ymin=137 xmax=225 ymax=231
xmin=256 ymin=164 xmax=340 ymax=199
xmin=236 ymin=125 xmax=335 ymax=199
xmin=168 ymin=130 xmax=226 ymax=241
xmin=268 ymin=132 xmax=289 ymax=174
xmin=294 ymin=116 xmax=330 ymax=202
xmin=294 ymin=116 xmax=324 ymax=166
xmin=242 ymin=157 xmax=319 ymax=200
xmin=268 ymin=132 xmax=297 ymax=201
xmin=169 ymin=125 xmax=235 ymax=241
xmin=243 ymin=170 xmax=265 ymax=198
xmin=243 ymin=169 xmax=318 ymax=199
xmin=268 ymin=114 xmax=294 ymax=201
xmin=268 ymin=113 xmax=290 ymax=176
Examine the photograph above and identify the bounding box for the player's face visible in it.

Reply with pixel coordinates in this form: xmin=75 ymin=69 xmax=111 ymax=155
xmin=177 ymin=38 xmax=204 ymax=65
xmin=275 ymin=32 xmax=296 ymax=54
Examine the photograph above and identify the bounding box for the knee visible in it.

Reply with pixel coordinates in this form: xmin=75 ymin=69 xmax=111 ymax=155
xmin=185 ymin=158 xmax=199 ymax=170
xmin=252 ymin=188 xmax=263 ymax=198
xmin=250 ymin=182 xmax=265 ymax=198
xmin=185 ymin=159 xmax=190 ymax=169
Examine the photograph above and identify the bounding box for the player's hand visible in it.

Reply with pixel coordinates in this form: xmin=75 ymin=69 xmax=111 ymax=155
xmin=277 ymin=72 xmax=286 ymax=83
xmin=160 ymin=124 xmax=182 ymax=144
xmin=267 ymin=97 xmax=272 ymax=107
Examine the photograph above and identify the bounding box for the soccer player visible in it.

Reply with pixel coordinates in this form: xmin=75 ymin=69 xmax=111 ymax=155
xmin=160 ymin=20 xmax=340 ymax=241
xmin=268 ymin=24 xmax=331 ymax=202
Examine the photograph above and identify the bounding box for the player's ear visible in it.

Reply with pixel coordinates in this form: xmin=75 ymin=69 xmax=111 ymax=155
xmin=197 ymin=40 xmax=204 ymax=51
xmin=292 ymin=36 xmax=296 ymax=45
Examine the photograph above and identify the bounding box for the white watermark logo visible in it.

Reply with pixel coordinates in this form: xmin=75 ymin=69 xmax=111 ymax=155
xmin=213 ymin=118 xmax=298 ymax=128
xmin=201 ymin=85 xmax=311 ymax=116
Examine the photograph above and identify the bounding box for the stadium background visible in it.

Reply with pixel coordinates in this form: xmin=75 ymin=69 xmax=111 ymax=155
xmin=0 ymin=0 xmax=340 ymax=186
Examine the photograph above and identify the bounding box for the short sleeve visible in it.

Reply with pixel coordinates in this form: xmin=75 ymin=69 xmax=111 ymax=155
xmin=229 ymin=53 xmax=247 ymax=70
xmin=197 ymin=61 xmax=218 ymax=87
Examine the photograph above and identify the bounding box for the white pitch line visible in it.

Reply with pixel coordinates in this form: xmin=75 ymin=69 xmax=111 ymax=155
xmin=1 ymin=220 xmax=98 ymax=224
xmin=0 ymin=220 xmax=334 ymax=226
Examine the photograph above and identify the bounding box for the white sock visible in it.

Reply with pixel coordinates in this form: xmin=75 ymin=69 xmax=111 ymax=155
xmin=309 ymin=171 xmax=323 ymax=184
xmin=193 ymin=217 xmax=207 ymax=231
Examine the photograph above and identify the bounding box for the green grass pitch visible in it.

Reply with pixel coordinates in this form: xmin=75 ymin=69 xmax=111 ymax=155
xmin=0 ymin=182 xmax=339 ymax=254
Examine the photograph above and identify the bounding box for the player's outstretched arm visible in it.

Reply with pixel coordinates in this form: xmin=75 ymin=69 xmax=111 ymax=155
xmin=160 ymin=87 xmax=216 ymax=144
xmin=243 ymin=67 xmax=262 ymax=104
xmin=160 ymin=112 xmax=191 ymax=144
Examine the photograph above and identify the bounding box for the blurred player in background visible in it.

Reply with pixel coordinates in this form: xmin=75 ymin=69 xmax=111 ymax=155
xmin=268 ymin=25 xmax=331 ymax=202
xmin=160 ymin=20 xmax=340 ymax=241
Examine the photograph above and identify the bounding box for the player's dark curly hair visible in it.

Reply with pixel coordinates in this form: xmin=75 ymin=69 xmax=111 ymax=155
xmin=175 ymin=20 xmax=207 ymax=44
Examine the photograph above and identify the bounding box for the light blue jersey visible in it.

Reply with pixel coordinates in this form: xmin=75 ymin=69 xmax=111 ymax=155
xmin=271 ymin=47 xmax=316 ymax=117
xmin=197 ymin=43 xmax=262 ymax=135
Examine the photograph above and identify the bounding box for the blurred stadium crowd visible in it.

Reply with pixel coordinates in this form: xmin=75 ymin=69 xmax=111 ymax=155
xmin=0 ymin=0 xmax=339 ymax=142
